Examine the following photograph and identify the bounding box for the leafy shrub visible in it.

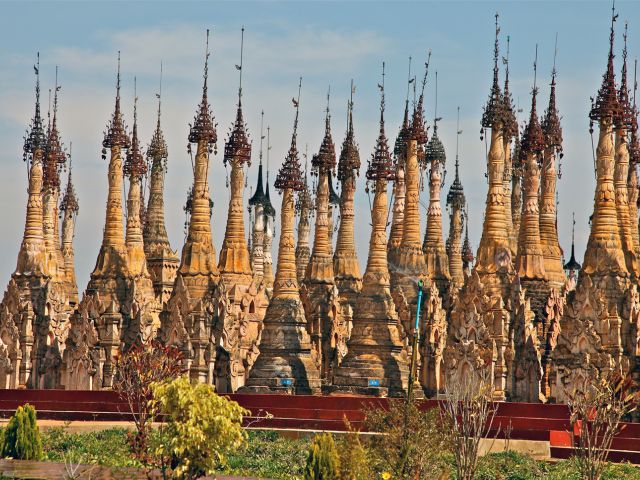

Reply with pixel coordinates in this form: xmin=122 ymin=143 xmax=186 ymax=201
xmin=113 ymin=339 xmax=184 ymax=458
xmin=365 ymin=396 xmax=450 ymax=479
xmin=338 ymin=425 xmax=371 ymax=480
xmin=304 ymin=432 xmax=340 ymax=480
xmin=1 ymin=403 xmax=42 ymax=460
xmin=151 ymin=377 xmax=249 ymax=479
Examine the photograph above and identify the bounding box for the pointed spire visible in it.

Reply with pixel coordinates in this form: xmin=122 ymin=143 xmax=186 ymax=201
xmin=224 ymin=26 xmax=251 ymax=166
xmin=147 ymin=62 xmax=168 ymax=163
xmin=502 ymin=35 xmax=518 ymax=138
xmin=618 ymin=22 xmax=633 ymax=128
xmin=482 ymin=13 xmax=505 ymax=129
xmin=60 ymin=145 xmax=79 ymax=215
xmin=542 ymin=35 xmax=563 ymax=152
xmin=462 ymin=213 xmax=474 ymax=267
xmin=102 ymin=52 xmax=131 ymax=156
xmin=275 ymin=78 xmax=305 ymax=192
xmin=337 ymin=80 xmax=361 ymax=182
xmin=563 ymin=212 xmax=581 ymax=271
xmin=411 ymin=51 xmax=431 ymax=145
xmin=590 ymin=3 xmax=621 ymax=122
xmin=188 ymin=29 xmax=217 ymax=150
xmin=124 ymin=78 xmax=147 ymax=179
xmin=447 ymin=107 xmax=466 ymax=209
xmin=264 ymin=125 xmax=276 ymax=217
xmin=367 ymin=62 xmax=394 ymax=181
xmin=520 ymin=46 xmax=545 ymax=159
xmin=312 ymin=86 xmax=337 ymax=171
xmin=23 ymin=52 xmax=46 ymax=160
xmin=425 ymin=71 xmax=446 ymax=168
xmin=249 ymin=111 xmax=267 ymax=206
xmin=630 ymin=59 xmax=640 ymax=165
xmin=43 ymin=67 xmax=66 ymax=189
xmin=394 ymin=58 xmax=413 ymax=157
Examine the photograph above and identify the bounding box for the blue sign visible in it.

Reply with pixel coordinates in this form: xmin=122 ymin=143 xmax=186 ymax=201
xmin=368 ymin=379 xmax=381 ymax=387
xmin=280 ymin=378 xmax=294 ymax=386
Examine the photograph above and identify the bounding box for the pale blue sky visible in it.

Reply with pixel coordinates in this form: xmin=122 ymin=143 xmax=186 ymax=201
xmin=0 ymin=0 xmax=638 ymax=290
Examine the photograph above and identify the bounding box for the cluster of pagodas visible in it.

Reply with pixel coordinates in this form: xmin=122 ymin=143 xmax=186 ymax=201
xmin=2 ymin=6 xmax=639 ymax=402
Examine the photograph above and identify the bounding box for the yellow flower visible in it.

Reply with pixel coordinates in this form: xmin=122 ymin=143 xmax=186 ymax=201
xmin=381 ymin=473 xmax=391 ymax=480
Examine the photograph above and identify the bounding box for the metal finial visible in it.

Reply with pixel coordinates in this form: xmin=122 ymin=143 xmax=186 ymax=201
xmin=406 ymin=56 xmax=413 ymax=101
xmin=266 ymin=124 xmax=271 ymax=182
xmin=134 ymin=76 xmax=138 ymax=125
xmin=634 ymin=58 xmax=638 ymax=108
xmin=493 ymin=12 xmax=500 ymax=80
xmin=116 ymin=51 xmax=121 ymax=102
xmin=237 ymin=26 xmax=244 ymax=103
xmin=259 ymin=110 xmax=264 ymax=164
xmin=455 ymin=106 xmax=461 ymax=170
xmin=421 ymin=50 xmax=432 ymax=97
xmin=434 ymin=70 xmax=439 ymax=124
xmin=532 ymin=44 xmax=539 ymax=94
xmin=53 ymin=66 xmax=60 ymax=119
xmin=552 ymin=33 xmax=558 ymax=77
xmin=380 ymin=61 xmax=386 ymax=114
xmin=157 ymin=61 xmax=163 ymax=123
xmin=293 ymin=76 xmax=302 ymax=137
xmin=204 ymin=28 xmax=210 ymax=89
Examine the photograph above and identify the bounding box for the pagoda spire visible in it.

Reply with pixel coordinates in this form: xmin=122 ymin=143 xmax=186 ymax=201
xmin=563 ymin=212 xmax=581 ymax=290
xmin=423 ymin=71 xmax=451 ymax=293
xmin=250 ymin=111 xmax=267 ymax=281
xmin=332 ymin=63 xmax=409 ymax=397
xmin=502 ymin=35 xmax=518 ymax=256
xmin=91 ymin=52 xmax=130 ymax=278
xmin=304 ymin=84 xmax=340 ymax=381
xmin=475 ymin=13 xmax=511 ymax=279
xmin=583 ymin=6 xmax=627 ymax=276
xmin=539 ymin=35 xmax=567 ymax=287
xmin=263 ymin=126 xmax=276 ymax=290
xmin=244 ymin=78 xmax=322 ymax=394
xmin=144 ymin=63 xmax=179 ymax=304
xmin=219 ymin=26 xmax=253 ymax=282
xmin=59 ymin=148 xmax=79 ymax=305
xmin=16 ymin=52 xmax=48 ymax=276
xmin=296 ymin=148 xmax=314 ymax=283
xmin=42 ymin=67 xmax=67 ymax=283
xmin=612 ymin=22 xmax=638 ymax=277
xmin=446 ymin=107 xmax=466 ymax=288
xmin=124 ymin=78 xmax=149 ymax=277
xmin=389 ymin=58 xmax=412 ymax=264
xmin=515 ymin=46 xmax=546 ymax=280
xmin=392 ymin=52 xmax=431 ymax=337
xmin=177 ymin=28 xmax=220 ymax=290
xmin=334 ymin=79 xmax=362 ymax=300
xmin=628 ymin=59 xmax=640 ymax=259
xmin=462 ymin=212 xmax=474 ymax=274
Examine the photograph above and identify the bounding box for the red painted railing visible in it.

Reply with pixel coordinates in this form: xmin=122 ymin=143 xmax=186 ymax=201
xmin=0 ymin=390 xmax=638 ymax=463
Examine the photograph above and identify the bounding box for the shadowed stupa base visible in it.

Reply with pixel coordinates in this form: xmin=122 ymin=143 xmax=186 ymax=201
xmin=242 ymin=297 xmax=321 ymax=395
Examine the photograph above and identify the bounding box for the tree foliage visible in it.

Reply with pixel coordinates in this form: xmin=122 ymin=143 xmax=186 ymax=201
xmin=150 ymin=377 xmax=248 ymax=480
xmin=1 ymin=403 xmax=43 ymax=460
xmin=365 ymin=395 xmax=450 ymax=479
xmin=568 ymin=372 xmax=638 ymax=480
xmin=304 ymin=432 xmax=340 ymax=480
xmin=338 ymin=421 xmax=371 ymax=480
xmin=113 ymin=339 xmax=184 ymax=458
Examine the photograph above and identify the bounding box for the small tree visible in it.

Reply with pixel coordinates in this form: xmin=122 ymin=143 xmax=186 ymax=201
xmin=304 ymin=432 xmax=340 ymax=480
xmin=568 ymin=372 xmax=638 ymax=480
xmin=338 ymin=421 xmax=371 ymax=480
xmin=441 ymin=371 xmax=496 ymax=480
xmin=151 ymin=377 xmax=248 ymax=480
xmin=365 ymin=395 xmax=450 ymax=479
xmin=1 ymin=403 xmax=43 ymax=460
xmin=113 ymin=339 xmax=184 ymax=458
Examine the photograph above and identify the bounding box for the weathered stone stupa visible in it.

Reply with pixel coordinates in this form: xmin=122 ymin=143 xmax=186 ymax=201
xmin=331 ymin=66 xmax=410 ymax=397
xmin=302 ymin=93 xmax=343 ymax=382
xmin=143 ymin=77 xmax=180 ymax=306
xmin=244 ymin=81 xmax=322 ymax=394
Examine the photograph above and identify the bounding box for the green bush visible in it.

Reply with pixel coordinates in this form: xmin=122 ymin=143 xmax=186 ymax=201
xmin=304 ymin=432 xmax=340 ymax=480
xmin=151 ymin=377 xmax=249 ymax=479
xmin=338 ymin=428 xmax=370 ymax=480
xmin=1 ymin=403 xmax=42 ymax=460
